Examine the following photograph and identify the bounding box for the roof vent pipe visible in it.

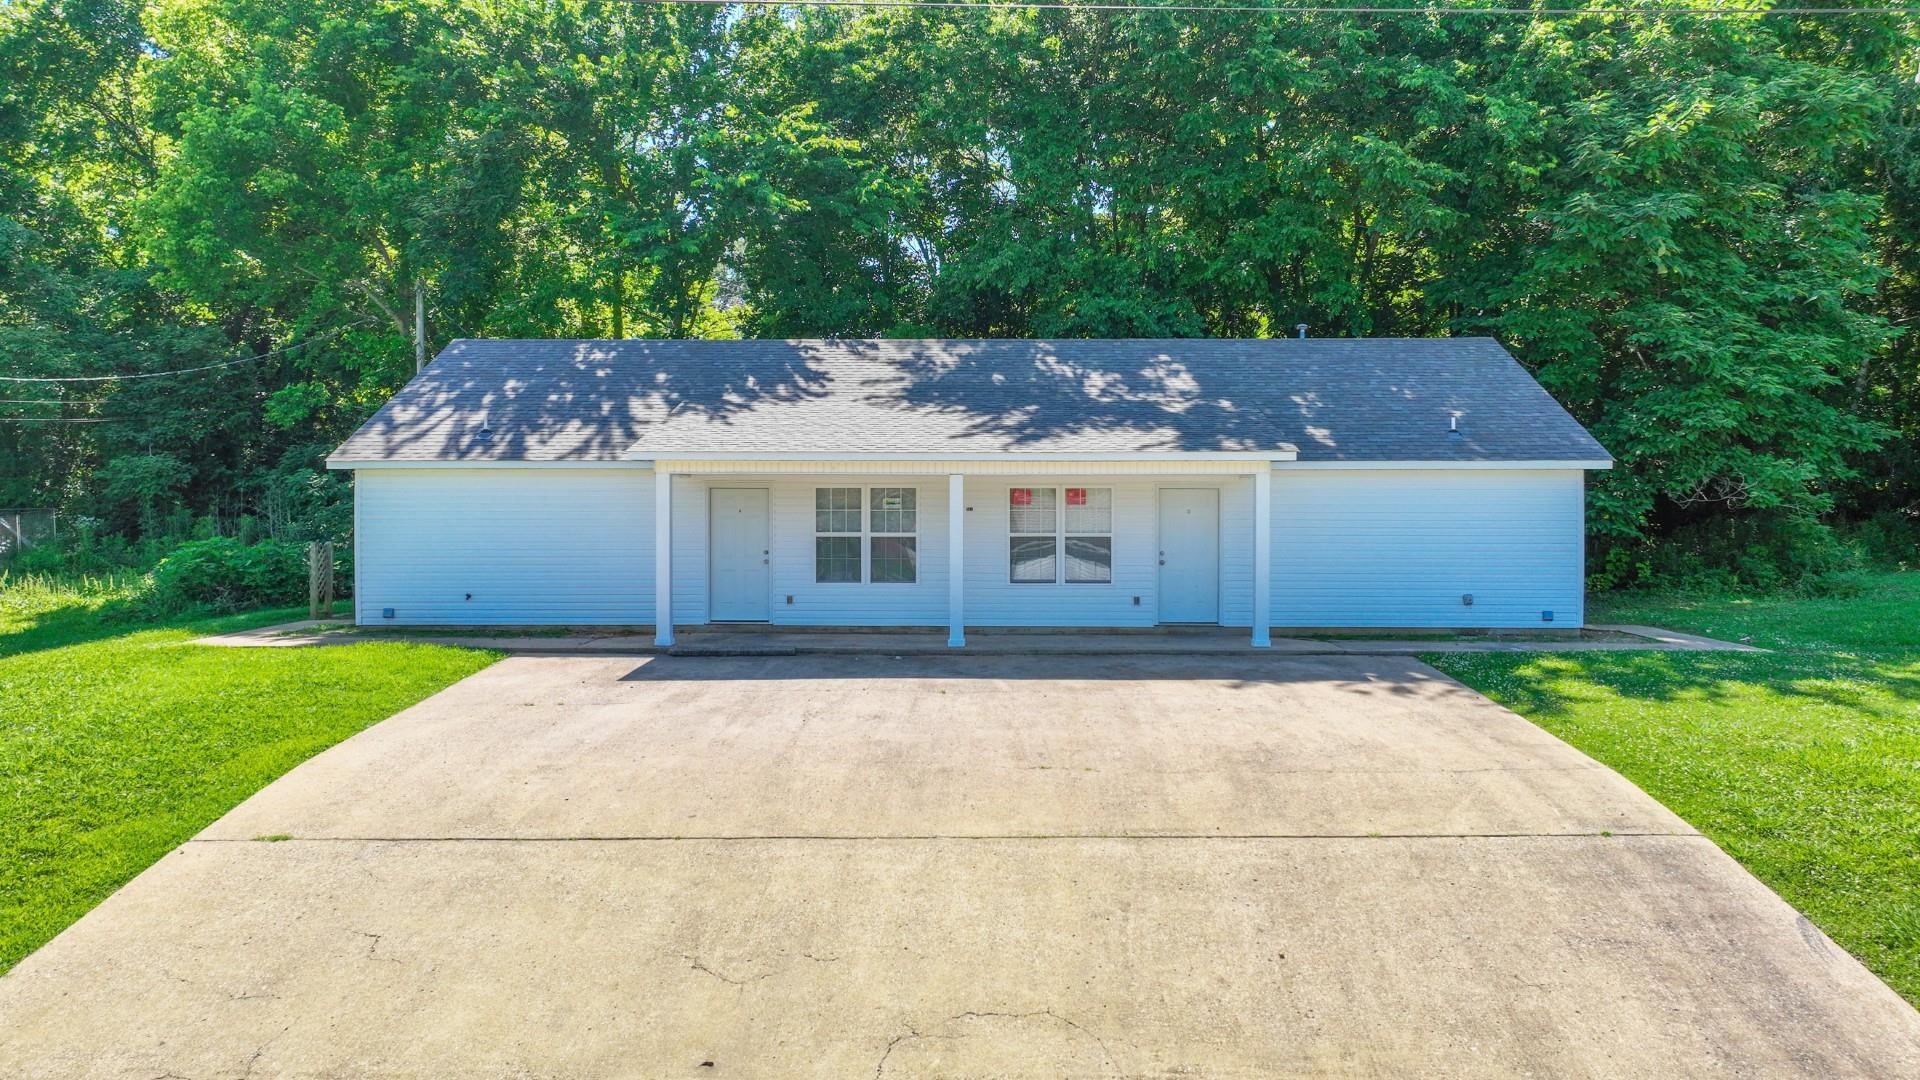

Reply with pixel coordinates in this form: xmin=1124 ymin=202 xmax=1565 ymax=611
xmin=1295 ymin=324 xmax=1308 ymax=339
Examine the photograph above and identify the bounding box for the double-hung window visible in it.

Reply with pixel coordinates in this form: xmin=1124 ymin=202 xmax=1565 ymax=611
xmin=1009 ymin=486 xmax=1113 ymax=584
xmin=1063 ymin=486 xmax=1113 ymax=583
xmin=814 ymin=488 xmax=862 ymax=583
xmin=1008 ymin=487 xmax=1058 ymax=583
xmin=868 ymin=488 xmax=918 ymax=583
xmin=814 ymin=486 xmax=918 ymax=584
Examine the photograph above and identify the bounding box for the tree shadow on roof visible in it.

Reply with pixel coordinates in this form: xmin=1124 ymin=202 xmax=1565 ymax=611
xmin=340 ymin=340 xmax=834 ymax=461
xmin=814 ymin=338 xmax=1484 ymax=457
xmin=337 ymin=337 xmax=1572 ymax=461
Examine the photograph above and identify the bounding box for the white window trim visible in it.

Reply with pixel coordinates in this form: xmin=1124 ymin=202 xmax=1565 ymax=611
xmin=814 ymin=485 xmax=919 ymax=585
xmin=1007 ymin=485 xmax=1114 ymax=585
xmin=814 ymin=486 xmax=863 ymax=585
xmin=867 ymin=486 xmax=919 ymax=585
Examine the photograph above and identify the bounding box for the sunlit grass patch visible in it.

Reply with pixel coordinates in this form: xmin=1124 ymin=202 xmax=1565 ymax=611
xmin=1430 ymin=571 xmax=1920 ymax=1004
xmin=0 ymin=576 xmax=497 ymax=972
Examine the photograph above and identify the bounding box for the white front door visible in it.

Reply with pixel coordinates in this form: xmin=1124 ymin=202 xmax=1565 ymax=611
xmin=709 ymin=488 xmax=770 ymax=621
xmin=1158 ymin=488 xmax=1220 ymax=624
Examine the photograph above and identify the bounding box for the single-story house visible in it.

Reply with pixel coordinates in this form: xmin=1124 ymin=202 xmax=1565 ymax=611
xmin=327 ymin=338 xmax=1611 ymax=646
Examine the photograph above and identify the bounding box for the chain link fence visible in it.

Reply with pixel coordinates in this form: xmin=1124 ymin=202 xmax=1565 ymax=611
xmin=0 ymin=509 xmax=57 ymax=564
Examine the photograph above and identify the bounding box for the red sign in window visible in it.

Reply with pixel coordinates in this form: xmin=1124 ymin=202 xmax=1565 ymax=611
xmin=1066 ymin=488 xmax=1087 ymax=506
xmin=1011 ymin=488 xmax=1033 ymax=506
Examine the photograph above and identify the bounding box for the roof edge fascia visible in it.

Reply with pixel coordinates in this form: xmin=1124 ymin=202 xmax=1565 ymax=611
xmin=619 ymin=448 xmax=1300 ymax=463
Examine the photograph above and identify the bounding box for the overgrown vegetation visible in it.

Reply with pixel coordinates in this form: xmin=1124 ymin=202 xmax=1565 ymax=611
xmin=0 ymin=574 xmax=497 ymax=973
xmin=1587 ymin=511 xmax=1918 ymax=596
xmin=1429 ymin=571 xmax=1920 ymax=1004
xmin=149 ymin=537 xmax=308 ymax=612
xmin=2 ymin=1 xmax=1917 ymax=583
xmin=4 ymin=527 xmax=321 ymax=619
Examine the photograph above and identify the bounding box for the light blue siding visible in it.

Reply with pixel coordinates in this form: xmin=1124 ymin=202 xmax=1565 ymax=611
xmin=960 ymin=477 xmax=1252 ymax=628
xmin=1218 ymin=477 xmax=1254 ymax=627
xmin=356 ymin=465 xmax=1588 ymax=631
xmin=1270 ymin=469 xmax=1585 ymax=628
xmin=675 ymin=474 xmax=1249 ymax=629
xmin=670 ymin=474 xmax=708 ymax=624
xmin=963 ymin=477 xmax=1157 ymax=627
xmin=354 ymin=468 xmax=652 ymax=625
xmin=679 ymin=476 xmax=952 ymax=626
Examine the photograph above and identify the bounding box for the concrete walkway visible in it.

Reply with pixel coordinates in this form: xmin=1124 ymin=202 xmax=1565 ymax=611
xmin=0 ymin=652 xmax=1910 ymax=1078
xmin=195 ymin=619 xmax=1760 ymax=656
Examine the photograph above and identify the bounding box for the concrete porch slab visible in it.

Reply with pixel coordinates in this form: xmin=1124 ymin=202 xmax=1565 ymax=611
xmin=193 ymin=622 xmax=1760 ymax=656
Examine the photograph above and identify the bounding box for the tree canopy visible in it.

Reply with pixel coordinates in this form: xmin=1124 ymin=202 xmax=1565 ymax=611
xmin=2 ymin=0 xmax=1916 ymax=580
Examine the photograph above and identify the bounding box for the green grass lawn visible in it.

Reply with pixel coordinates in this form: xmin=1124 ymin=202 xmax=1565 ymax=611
xmin=1428 ymin=571 xmax=1920 ymax=1005
xmin=0 ymin=575 xmax=498 ymax=973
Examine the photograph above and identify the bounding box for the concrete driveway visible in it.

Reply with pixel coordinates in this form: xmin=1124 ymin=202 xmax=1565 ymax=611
xmin=3 ymin=653 xmax=1918 ymax=1078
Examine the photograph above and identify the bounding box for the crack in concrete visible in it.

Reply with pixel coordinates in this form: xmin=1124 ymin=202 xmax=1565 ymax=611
xmin=351 ymin=930 xmax=402 ymax=964
xmin=159 ymin=968 xmax=275 ymax=1003
xmin=1008 ymin=763 xmax=1606 ymax=777
xmin=237 ymin=1025 xmax=288 ymax=1080
xmin=193 ymin=830 xmax=1702 ymax=843
xmin=682 ymin=953 xmax=776 ymax=987
xmin=872 ymin=1024 xmax=935 ymax=1080
xmin=873 ymin=1009 xmax=1120 ymax=1078
xmin=951 ymin=1010 xmax=1120 ymax=1076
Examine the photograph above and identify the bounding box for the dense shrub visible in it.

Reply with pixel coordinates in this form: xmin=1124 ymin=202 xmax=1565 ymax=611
xmin=3 ymin=519 xmax=174 ymax=576
xmin=10 ymin=528 xmax=348 ymax=614
xmin=150 ymin=538 xmax=307 ymax=613
xmin=1589 ymin=512 xmax=1870 ymax=596
xmin=1846 ymin=512 xmax=1920 ymax=569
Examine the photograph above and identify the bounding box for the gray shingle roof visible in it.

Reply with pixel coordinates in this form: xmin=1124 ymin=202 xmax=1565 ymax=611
xmin=328 ymin=338 xmax=1610 ymax=464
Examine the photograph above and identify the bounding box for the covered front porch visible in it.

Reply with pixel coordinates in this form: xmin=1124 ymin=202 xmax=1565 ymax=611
xmin=645 ymin=453 xmax=1291 ymax=649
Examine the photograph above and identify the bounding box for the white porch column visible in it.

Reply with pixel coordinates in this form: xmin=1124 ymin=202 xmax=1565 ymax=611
xmin=1252 ymin=467 xmax=1272 ymax=648
xmin=947 ymin=472 xmax=966 ymax=648
xmin=654 ymin=467 xmax=674 ymax=647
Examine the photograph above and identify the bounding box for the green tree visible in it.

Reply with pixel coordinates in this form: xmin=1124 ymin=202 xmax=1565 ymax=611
xmin=1467 ymin=16 xmax=1894 ymax=540
xmin=4 ymin=1 xmax=1915 ymax=577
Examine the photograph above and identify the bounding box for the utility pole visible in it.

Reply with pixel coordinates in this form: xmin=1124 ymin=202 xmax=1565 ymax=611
xmin=414 ymin=276 xmax=426 ymax=373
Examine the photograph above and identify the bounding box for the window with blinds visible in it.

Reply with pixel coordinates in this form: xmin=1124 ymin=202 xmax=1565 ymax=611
xmin=815 ymin=486 xmax=918 ymax=584
xmin=1009 ymin=486 xmax=1111 ymax=584
xmin=814 ymin=487 xmax=862 ymax=583
xmin=869 ymin=487 xmax=918 ymax=583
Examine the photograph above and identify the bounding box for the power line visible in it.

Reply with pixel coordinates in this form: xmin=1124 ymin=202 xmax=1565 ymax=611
xmin=638 ymin=0 xmax=1920 ymax=14
xmin=0 ymin=322 xmax=369 ymax=384
xmin=0 ymin=417 xmax=116 ymax=423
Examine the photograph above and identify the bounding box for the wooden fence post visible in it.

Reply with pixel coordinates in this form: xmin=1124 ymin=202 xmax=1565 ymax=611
xmin=308 ymin=541 xmax=335 ymax=619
